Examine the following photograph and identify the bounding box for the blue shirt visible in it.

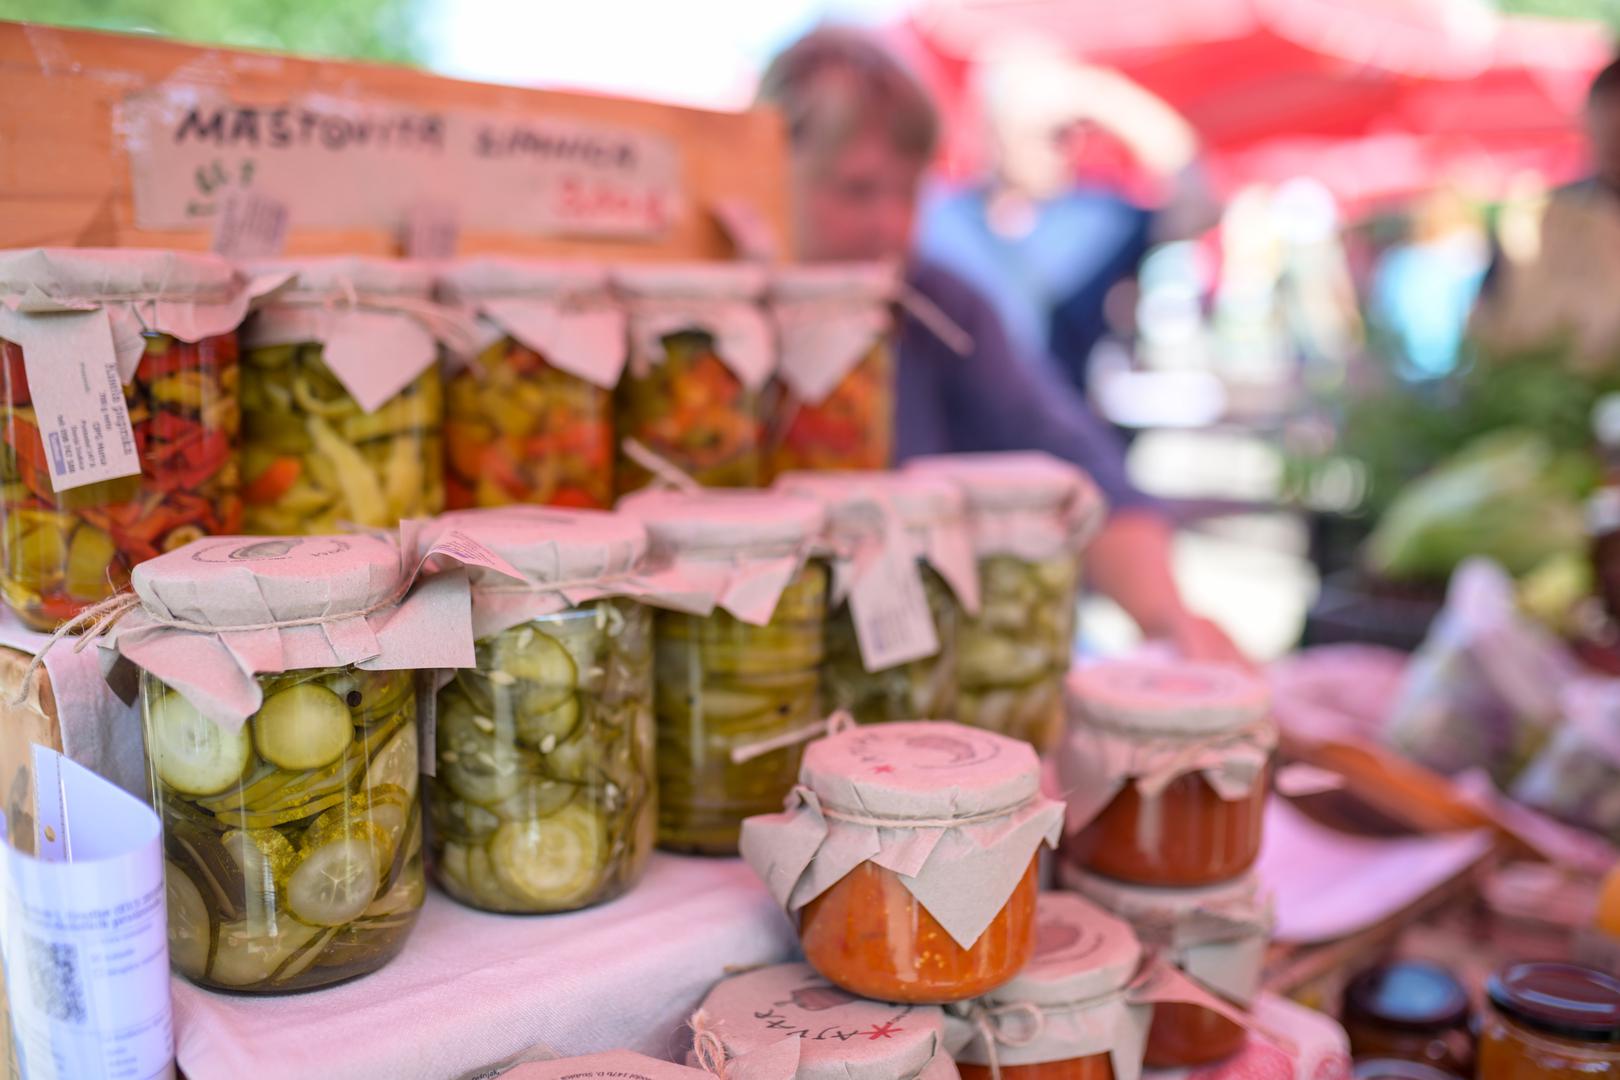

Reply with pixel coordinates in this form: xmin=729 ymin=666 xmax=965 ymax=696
xmin=894 ymin=260 xmax=1149 ymax=512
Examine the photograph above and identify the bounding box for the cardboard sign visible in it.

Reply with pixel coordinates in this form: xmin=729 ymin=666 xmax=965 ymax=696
xmin=121 ymin=89 xmax=683 ymax=240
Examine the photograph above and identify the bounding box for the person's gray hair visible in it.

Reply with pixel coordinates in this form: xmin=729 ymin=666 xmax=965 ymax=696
xmin=757 ymin=26 xmax=940 ymax=164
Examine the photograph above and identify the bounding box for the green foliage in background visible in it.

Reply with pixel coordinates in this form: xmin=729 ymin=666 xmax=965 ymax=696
xmin=0 ymin=0 xmax=426 ymax=64
xmin=1498 ymin=0 xmax=1620 ymax=31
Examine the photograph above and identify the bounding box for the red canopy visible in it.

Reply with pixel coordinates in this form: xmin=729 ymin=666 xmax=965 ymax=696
xmin=901 ymin=0 xmax=1612 ymax=210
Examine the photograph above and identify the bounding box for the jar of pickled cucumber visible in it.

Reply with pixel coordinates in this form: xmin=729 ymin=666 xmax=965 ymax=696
xmin=239 ymin=257 xmax=477 ymax=534
xmin=438 ymin=259 xmax=623 ymax=510
xmin=618 ymin=489 xmax=826 ymax=855
xmin=1057 ymin=660 xmax=1275 ymax=888
xmin=765 ymin=264 xmax=897 ymax=479
xmin=613 ymin=264 xmax=772 ymax=494
xmin=742 ymin=721 xmax=1065 ymax=1004
xmin=418 ymin=507 xmax=656 ymax=913
xmin=0 ymin=248 xmax=254 ymax=631
xmin=774 ymin=470 xmax=980 ymax=726
xmin=101 ymin=532 xmax=480 ymax=993
xmin=905 ymin=453 xmax=1104 ymax=752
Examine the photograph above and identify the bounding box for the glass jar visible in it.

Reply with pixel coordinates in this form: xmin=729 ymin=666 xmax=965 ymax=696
xmin=438 ymin=259 xmax=620 ymax=510
xmin=239 ymin=258 xmax=457 ymax=534
xmin=422 ymin=507 xmax=656 ymax=913
xmin=775 ymin=471 xmax=979 ymax=727
xmin=1511 ymin=679 xmax=1620 ymax=845
xmin=620 ymin=490 xmax=827 ymax=855
xmin=146 ymin=665 xmax=423 ymax=993
xmin=1477 ymin=963 xmax=1620 ymax=1080
xmin=1343 ymin=961 xmax=1473 ymax=1073
xmin=741 ymin=721 xmax=1065 ymax=1005
xmin=0 ymin=249 xmax=248 ymax=631
xmin=1058 ymin=660 xmax=1275 ymax=887
xmin=951 ymin=892 xmax=1146 ymax=1080
xmin=1062 ymin=867 xmax=1269 ymax=1069
xmin=765 ymin=263 xmax=897 ymax=478
xmin=614 ymin=264 xmax=770 ymax=494
xmin=905 ymin=453 xmax=1104 ymax=752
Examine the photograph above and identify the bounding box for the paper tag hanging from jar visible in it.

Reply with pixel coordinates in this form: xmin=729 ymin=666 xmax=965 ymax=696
xmin=13 ymin=308 xmax=144 ymax=493
xmin=847 ymin=500 xmax=939 ymax=673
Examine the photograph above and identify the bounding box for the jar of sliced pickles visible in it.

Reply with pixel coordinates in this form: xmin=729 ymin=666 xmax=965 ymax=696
xmin=418 ymin=507 xmax=656 ymax=913
xmin=742 ymin=721 xmax=1065 ymax=1004
xmin=905 ymin=452 xmax=1105 ymax=752
xmin=1057 ymin=660 xmax=1275 ymax=888
xmin=774 ymin=470 xmax=980 ymax=726
xmin=618 ymin=489 xmax=826 ymax=855
xmin=613 ymin=264 xmax=772 ymax=494
xmin=239 ymin=257 xmax=477 ymax=534
xmin=765 ymin=263 xmax=897 ymax=478
xmin=0 ymin=248 xmax=254 ymax=630
xmin=102 ymin=531 xmax=479 ymax=993
xmin=438 ymin=259 xmax=624 ymax=510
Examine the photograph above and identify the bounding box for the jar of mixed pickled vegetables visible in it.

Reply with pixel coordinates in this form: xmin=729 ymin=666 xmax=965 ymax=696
xmin=618 ymin=489 xmax=826 ymax=855
xmin=742 ymin=721 xmax=1064 ymax=1004
xmin=1478 ymin=963 xmax=1620 ymax=1080
xmin=613 ymin=264 xmax=772 ymax=493
xmin=692 ymin=961 xmax=958 ymax=1079
xmin=0 ymin=248 xmax=254 ymax=631
xmin=948 ymin=892 xmax=1152 ymax=1080
xmin=1061 ymin=867 xmax=1271 ymax=1068
xmin=103 ymin=531 xmax=480 ymax=993
xmin=438 ymin=259 xmax=623 ymax=510
xmin=765 ymin=264 xmax=896 ymax=478
xmin=904 ymin=453 xmax=1104 ymax=752
xmin=418 ymin=507 xmax=656 ymax=913
xmin=1057 ymin=660 xmax=1275 ymax=888
xmin=774 ymin=470 xmax=980 ymax=726
xmin=239 ymin=257 xmax=477 ymax=534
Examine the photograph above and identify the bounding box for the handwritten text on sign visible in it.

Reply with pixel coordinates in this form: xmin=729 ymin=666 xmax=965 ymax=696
xmin=119 ymin=90 xmax=683 ymax=239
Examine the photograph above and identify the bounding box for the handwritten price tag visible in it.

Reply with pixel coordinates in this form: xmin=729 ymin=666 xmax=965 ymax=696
xmin=848 ymin=531 xmax=940 ymax=674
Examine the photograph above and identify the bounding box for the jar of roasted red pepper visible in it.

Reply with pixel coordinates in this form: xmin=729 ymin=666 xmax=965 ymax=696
xmin=692 ymin=961 xmax=959 ymax=1079
xmin=765 ymin=263 xmax=897 ymax=478
xmin=742 ymin=720 xmax=1064 ymax=1004
xmin=1478 ymin=963 xmax=1620 ymax=1080
xmin=613 ymin=264 xmax=771 ymax=493
xmin=948 ymin=892 xmax=1153 ymax=1080
xmin=0 ymin=248 xmax=254 ymax=630
xmin=1062 ymin=867 xmax=1272 ymax=1068
xmin=1057 ymin=660 xmax=1275 ymax=887
xmin=438 ymin=259 xmax=622 ymax=510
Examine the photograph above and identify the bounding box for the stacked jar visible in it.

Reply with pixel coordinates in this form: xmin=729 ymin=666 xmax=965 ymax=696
xmin=742 ymin=720 xmax=1064 ymax=1005
xmin=764 ymin=263 xmax=897 ymax=477
xmin=618 ymin=489 xmax=827 ymax=855
xmin=0 ymin=248 xmax=255 ymax=630
xmin=238 ymin=257 xmax=477 ymax=534
xmin=773 ymin=470 xmax=980 ymax=726
xmin=417 ymin=507 xmax=657 ymax=913
xmin=613 ymin=264 xmax=772 ymax=493
xmin=1056 ymin=659 xmax=1277 ymax=1068
xmin=100 ymin=529 xmax=484 ymax=993
xmin=437 ymin=259 xmax=623 ymax=510
xmin=905 ymin=452 xmax=1104 ymax=752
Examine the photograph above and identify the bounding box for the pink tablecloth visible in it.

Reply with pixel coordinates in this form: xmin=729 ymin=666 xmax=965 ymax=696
xmin=1146 ymin=993 xmax=1351 ymax=1080
xmin=172 ymin=855 xmax=798 ymax=1080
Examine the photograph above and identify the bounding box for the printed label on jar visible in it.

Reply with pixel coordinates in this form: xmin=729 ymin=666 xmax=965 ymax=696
xmin=15 ymin=309 xmax=143 ymax=493
xmin=848 ymin=526 xmax=940 ymax=674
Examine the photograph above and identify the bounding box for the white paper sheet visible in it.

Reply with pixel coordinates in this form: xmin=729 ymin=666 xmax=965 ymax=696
xmin=0 ymin=748 xmax=172 ymax=1080
xmin=1257 ymin=797 xmax=1493 ymax=944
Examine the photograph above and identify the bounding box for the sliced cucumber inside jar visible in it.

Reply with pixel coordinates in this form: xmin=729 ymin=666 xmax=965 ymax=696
xmin=165 ymin=861 xmax=212 ymax=979
xmin=149 ymin=692 xmax=252 ymax=797
xmin=286 ymin=826 xmax=385 ymax=927
xmin=488 ymin=804 xmax=602 ymax=907
xmin=252 ymin=683 xmax=355 ymax=771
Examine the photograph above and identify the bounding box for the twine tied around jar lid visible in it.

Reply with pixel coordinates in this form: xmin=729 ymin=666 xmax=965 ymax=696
xmin=731 ymin=710 xmax=856 ymax=766
xmin=689 ymin=1010 xmax=729 ymax=1078
xmin=801 ymin=786 xmax=1043 ymax=830
xmin=958 ymin=1001 xmax=1046 ymax=1080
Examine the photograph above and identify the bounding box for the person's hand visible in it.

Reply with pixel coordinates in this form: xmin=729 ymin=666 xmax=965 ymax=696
xmin=1165 ymin=610 xmax=1253 ymax=670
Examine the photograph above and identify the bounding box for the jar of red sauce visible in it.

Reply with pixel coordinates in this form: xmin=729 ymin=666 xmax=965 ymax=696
xmin=1062 ymin=867 xmax=1271 ymax=1068
xmin=1057 ymin=660 xmax=1274 ymax=887
xmin=950 ymin=892 xmax=1151 ymax=1080
xmin=692 ymin=961 xmax=959 ymax=1079
xmin=741 ymin=720 xmax=1064 ymax=1005
xmin=1477 ymin=963 xmax=1620 ymax=1080
xmin=1342 ymin=960 xmax=1473 ymax=1073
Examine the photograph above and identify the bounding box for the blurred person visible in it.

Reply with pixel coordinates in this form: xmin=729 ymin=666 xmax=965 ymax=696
xmin=1369 ymin=186 xmax=1488 ymax=380
xmin=757 ymin=27 xmax=1245 ymax=665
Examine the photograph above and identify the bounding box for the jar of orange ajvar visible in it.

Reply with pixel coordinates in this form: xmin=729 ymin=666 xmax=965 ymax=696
xmin=741 ymin=720 xmax=1064 ymax=1005
xmin=1057 ymin=660 xmax=1274 ymax=887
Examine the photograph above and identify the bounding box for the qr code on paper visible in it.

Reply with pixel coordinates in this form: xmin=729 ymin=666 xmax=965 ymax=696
xmin=24 ymin=934 xmax=85 ymax=1024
